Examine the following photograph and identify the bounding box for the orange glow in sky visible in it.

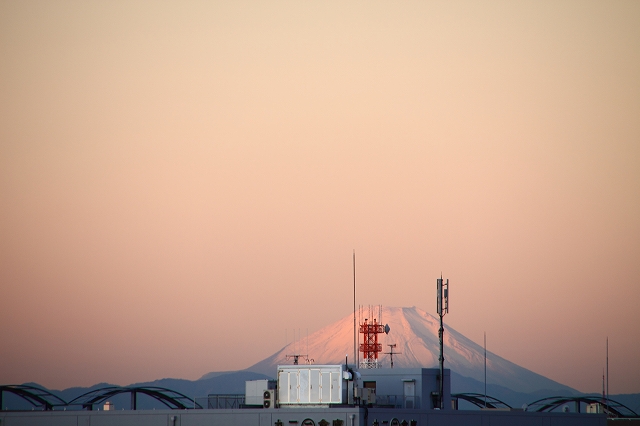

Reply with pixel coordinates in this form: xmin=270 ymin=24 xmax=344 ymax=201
xmin=1 ymin=0 xmax=639 ymax=394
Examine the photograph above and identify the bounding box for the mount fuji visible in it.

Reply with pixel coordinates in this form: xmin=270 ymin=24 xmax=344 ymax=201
xmin=247 ymin=306 xmax=577 ymax=402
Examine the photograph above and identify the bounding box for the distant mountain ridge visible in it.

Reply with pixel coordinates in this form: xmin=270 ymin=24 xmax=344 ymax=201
xmin=30 ymin=371 xmax=271 ymax=402
xmin=247 ymin=306 xmax=576 ymax=395
xmin=11 ymin=376 xmax=638 ymax=413
xmin=3 ymin=371 xmax=273 ymax=411
xmin=6 ymin=306 xmax=639 ymax=411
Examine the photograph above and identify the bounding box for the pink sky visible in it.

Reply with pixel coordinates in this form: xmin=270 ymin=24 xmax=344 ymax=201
xmin=1 ymin=1 xmax=639 ymax=394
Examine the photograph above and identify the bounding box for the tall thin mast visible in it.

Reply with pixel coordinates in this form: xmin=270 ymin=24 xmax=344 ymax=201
xmin=436 ymin=274 xmax=449 ymax=409
xmin=353 ymin=250 xmax=356 ymax=368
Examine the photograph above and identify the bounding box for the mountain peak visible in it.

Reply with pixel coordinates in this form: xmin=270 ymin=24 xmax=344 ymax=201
xmin=247 ymin=306 xmax=575 ymax=395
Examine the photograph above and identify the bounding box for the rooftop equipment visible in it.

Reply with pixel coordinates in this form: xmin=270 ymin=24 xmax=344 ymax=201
xmin=277 ymin=365 xmax=349 ymax=405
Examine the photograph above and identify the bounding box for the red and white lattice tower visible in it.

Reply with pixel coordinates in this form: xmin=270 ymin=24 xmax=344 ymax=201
xmin=359 ymin=318 xmax=387 ymax=369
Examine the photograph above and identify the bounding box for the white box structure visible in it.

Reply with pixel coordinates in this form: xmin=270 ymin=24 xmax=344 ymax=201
xmin=245 ymin=379 xmax=277 ymax=406
xmin=277 ymin=365 xmax=347 ymax=405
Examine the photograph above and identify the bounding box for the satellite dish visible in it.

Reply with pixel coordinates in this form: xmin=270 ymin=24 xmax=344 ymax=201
xmin=384 ymin=324 xmax=390 ymax=334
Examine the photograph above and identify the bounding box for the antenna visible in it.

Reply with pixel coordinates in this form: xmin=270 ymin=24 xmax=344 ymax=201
xmin=602 ymin=368 xmax=605 ymax=405
xmin=285 ymin=354 xmax=314 ymax=365
xmin=484 ymin=332 xmax=487 ymax=408
xmin=358 ymin=305 xmax=362 ymax=367
xmin=353 ymin=250 xmax=356 ymax=368
xmin=383 ymin=344 xmax=402 ymax=368
xmin=286 ymin=328 xmax=314 ymax=365
xmin=437 ymin=274 xmax=449 ymax=316
xmin=436 ymin=274 xmax=450 ymax=409
xmin=359 ymin=305 xmax=389 ymax=369
xmin=606 ymin=337 xmax=609 ymax=416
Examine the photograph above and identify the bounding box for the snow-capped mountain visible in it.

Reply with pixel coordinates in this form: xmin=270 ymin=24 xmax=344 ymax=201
xmin=247 ymin=306 xmax=576 ymax=395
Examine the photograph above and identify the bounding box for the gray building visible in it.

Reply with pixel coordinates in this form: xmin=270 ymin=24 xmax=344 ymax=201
xmin=358 ymin=367 xmax=451 ymax=410
xmin=0 ymin=406 xmax=606 ymax=426
xmin=0 ymin=366 xmax=607 ymax=425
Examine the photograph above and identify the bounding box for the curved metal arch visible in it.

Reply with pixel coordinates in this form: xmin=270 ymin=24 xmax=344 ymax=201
xmin=0 ymin=385 xmax=68 ymax=411
xmin=452 ymin=393 xmax=512 ymax=409
xmin=67 ymin=386 xmax=202 ymax=410
xmin=526 ymin=396 xmax=638 ymax=418
xmin=66 ymin=386 xmax=120 ymax=409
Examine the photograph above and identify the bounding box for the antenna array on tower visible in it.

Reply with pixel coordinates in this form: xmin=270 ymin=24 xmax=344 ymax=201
xmin=358 ymin=305 xmax=390 ymax=369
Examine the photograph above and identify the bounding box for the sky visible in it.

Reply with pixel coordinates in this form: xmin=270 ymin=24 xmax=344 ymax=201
xmin=1 ymin=0 xmax=638 ymax=395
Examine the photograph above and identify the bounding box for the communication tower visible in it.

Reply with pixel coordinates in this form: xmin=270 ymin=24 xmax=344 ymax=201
xmin=436 ymin=274 xmax=450 ymax=409
xmin=359 ymin=305 xmax=390 ymax=369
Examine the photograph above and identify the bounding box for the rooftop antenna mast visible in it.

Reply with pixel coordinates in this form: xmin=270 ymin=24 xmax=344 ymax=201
xmin=353 ymin=250 xmax=356 ymax=368
xmin=384 ymin=344 xmax=402 ymax=368
xmin=606 ymin=337 xmax=609 ymax=416
xmin=286 ymin=329 xmax=313 ymax=365
xmin=436 ymin=274 xmax=449 ymax=409
xmin=602 ymin=369 xmax=605 ymax=407
xmin=286 ymin=354 xmax=313 ymax=365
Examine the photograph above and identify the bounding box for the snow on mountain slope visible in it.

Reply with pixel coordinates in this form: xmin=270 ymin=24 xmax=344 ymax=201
xmin=247 ymin=306 xmax=576 ymax=395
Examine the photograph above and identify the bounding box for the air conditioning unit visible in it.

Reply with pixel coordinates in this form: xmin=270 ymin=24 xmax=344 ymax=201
xmin=246 ymin=379 xmax=277 ymax=406
xmin=263 ymin=389 xmax=277 ymax=408
xmin=361 ymin=388 xmax=376 ymax=405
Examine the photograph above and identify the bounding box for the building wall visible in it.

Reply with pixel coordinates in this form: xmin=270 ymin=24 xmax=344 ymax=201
xmin=0 ymin=407 xmax=606 ymax=426
xmin=358 ymin=368 xmax=451 ymax=410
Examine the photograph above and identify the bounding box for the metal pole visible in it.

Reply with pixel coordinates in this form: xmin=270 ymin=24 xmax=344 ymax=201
xmin=439 ymin=312 xmax=444 ymax=409
xmin=484 ymin=332 xmax=487 ymax=408
xmin=436 ymin=275 xmax=448 ymax=410
xmin=353 ymin=250 xmax=356 ymax=368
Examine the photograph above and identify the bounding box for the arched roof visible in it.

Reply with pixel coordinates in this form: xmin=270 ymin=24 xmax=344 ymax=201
xmin=67 ymin=386 xmax=202 ymax=410
xmin=0 ymin=385 xmax=68 ymax=411
xmin=452 ymin=393 xmax=512 ymax=409
xmin=526 ymin=396 xmax=638 ymax=418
